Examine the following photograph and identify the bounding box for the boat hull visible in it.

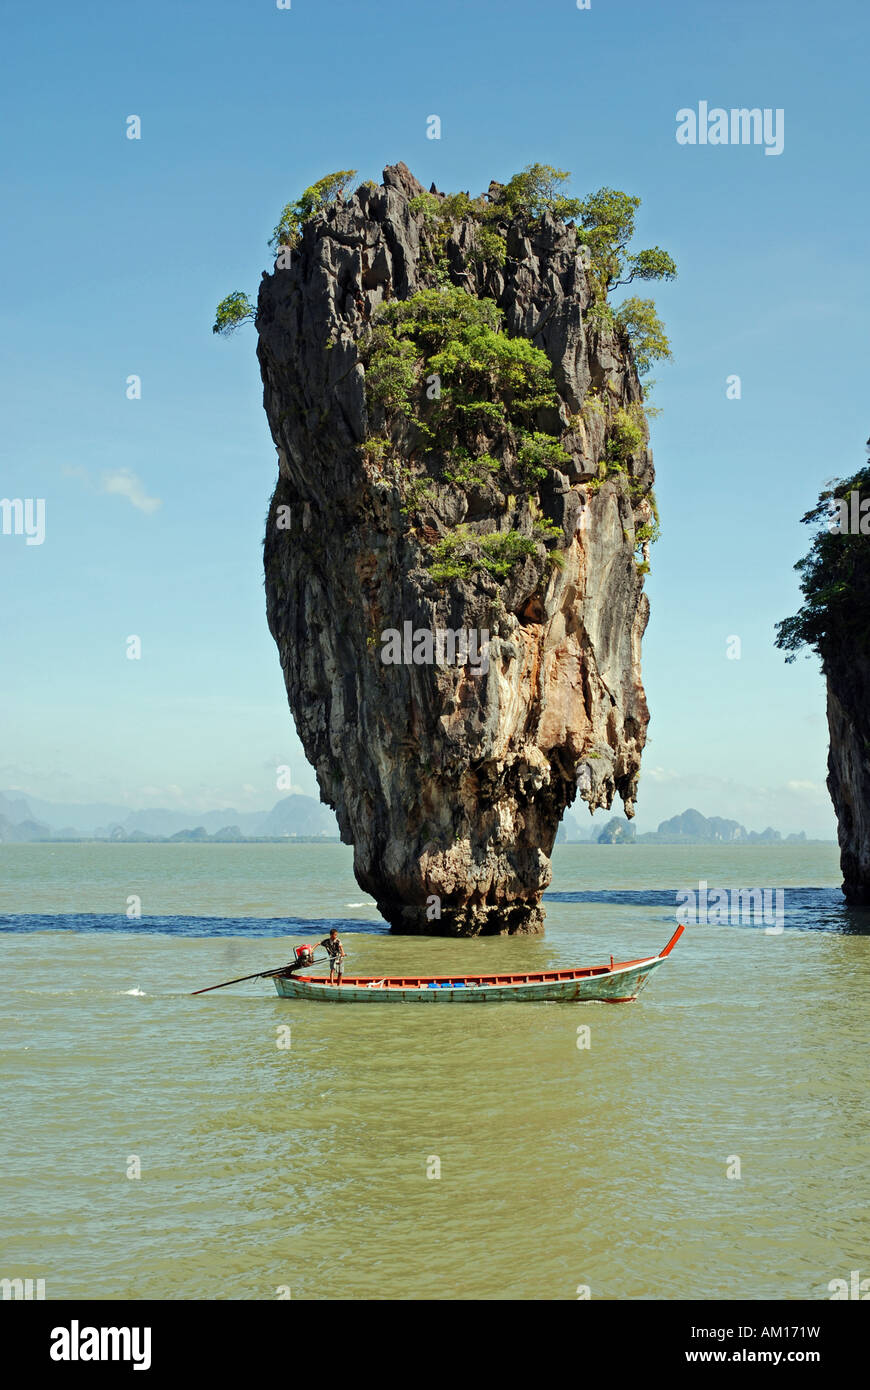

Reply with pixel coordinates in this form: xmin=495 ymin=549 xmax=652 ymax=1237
xmin=273 ymin=955 xmax=666 ymax=1004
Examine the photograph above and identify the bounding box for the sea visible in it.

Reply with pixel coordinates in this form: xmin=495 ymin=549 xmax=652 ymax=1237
xmin=1 ymin=841 xmax=867 ymax=1301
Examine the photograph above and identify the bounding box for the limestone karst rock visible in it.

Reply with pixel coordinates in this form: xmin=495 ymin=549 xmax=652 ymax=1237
xmin=777 ymin=459 xmax=870 ymax=904
xmin=827 ymin=667 xmax=870 ymax=903
xmin=821 ymin=484 xmax=870 ymax=903
xmin=257 ymin=163 xmax=655 ymax=934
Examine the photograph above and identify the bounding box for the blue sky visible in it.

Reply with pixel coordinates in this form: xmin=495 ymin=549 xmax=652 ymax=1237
xmin=1 ymin=0 xmax=867 ymax=836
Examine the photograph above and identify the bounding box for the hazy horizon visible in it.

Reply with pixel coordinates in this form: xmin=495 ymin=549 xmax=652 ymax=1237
xmin=0 ymin=784 xmax=835 ymax=842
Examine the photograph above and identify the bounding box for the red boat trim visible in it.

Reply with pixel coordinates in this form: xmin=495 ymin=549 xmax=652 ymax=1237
xmin=286 ymin=956 xmax=660 ymax=989
xmin=658 ymin=924 xmax=685 ymax=958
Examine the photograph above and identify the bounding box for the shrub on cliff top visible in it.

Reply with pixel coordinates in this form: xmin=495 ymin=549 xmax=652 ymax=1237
xmin=267 ymin=169 xmax=357 ymax=251
xmin=213 ymin=165 xmax=675 ymax=398
xmin=410 ymin=190 xmax=507 ymax=272
xmin=775 ymin=465 xmax=870 ymax=663
xmin=489 ymin=164 xmax=582 ymax=222
xmin=214 ymin=169 xmax=356 ymax=333
xmin=410 ymin=190 xmax=482 ymax=224
xmin=410 ymin=165 xmax=581 ymax=232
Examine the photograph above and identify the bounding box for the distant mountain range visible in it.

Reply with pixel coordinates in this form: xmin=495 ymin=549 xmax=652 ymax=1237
xmin=0 ymin=791 xmax=339 ymax=843
xmin=0 ymin=794 xmax=818 ymax=848
xmin=590 ymin=808 xmax=812 ymax=845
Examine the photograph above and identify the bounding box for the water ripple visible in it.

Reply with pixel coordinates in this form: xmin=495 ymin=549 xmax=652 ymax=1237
xmin=0 ymin=912 xmax=388 ymax=937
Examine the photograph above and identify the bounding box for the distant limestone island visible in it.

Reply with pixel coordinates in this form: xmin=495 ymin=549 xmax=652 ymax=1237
xmin=0 ymin=792 xmax=339 ymax=844
xmin=2 ymin=793 xmax=820 ymax=848
xmin=559 ymin=807 xmax=816 ymax=845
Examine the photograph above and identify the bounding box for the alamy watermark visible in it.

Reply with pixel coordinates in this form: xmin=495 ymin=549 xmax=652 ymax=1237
xmin=676 ymin=103 xmax=784 ymax=156
xmin=676 ymin=880 xmax=784 ymax=934
xmin=826 ymin=492 xmax=870 ymax=535
xmin=1 ymin=497 xmax=45 ymax=545
xmin=828 ymin=1269 xmax=870 ymax=1299
xmin=380 ymin=621 xmax=489 ymax=675
xmin=50 ymin=1322 xmax=151 ymax=1370
xmin=1 ymin=1276 xmax=45 ymax=1300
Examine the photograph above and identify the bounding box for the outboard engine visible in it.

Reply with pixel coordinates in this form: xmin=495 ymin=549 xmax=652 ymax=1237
xmin=287 ymin=944 xmax=314 ymax=974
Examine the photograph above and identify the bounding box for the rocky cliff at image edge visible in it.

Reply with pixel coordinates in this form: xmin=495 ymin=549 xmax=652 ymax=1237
xmin=822 ymin=477 xmax=870 ymax=904
xmin=258 ymin=163 xmax=655 ymax=935
xmin=776 ymin=458 xmax=870 ymax=907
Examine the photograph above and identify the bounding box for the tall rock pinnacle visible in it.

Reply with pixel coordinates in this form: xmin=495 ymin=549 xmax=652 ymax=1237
xmin=258 ymin=163 xmax=655 ymax=934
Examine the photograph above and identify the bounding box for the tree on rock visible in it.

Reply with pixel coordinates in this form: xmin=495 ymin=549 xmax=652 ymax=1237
xmin=613 ymin=297 xmax=673 ymax=378
xmin=577 ymin=187 xmax=676 ymax=295
xmin=212 ymin=292 xmax=256 ymax=336
xmin=268 ymin=169 xmax=357 ymax=251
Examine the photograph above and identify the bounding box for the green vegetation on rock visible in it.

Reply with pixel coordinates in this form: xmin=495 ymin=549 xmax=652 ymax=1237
xmin=606 ymin=406 xmax=646 ymax=466
xmin=214 ymin=170 xmax=356 ymax=333
xmin=517 ymin=431 xmax=572 ymax=483
xmin=442 ymin=449 xmax=501 ymax=489
xmin=361 ymin=286 xmax=558 ymax=437
xmin=775 ymin=466 xmax=870 ymax=662
xmin=613 ymin=298 xmax=672 ymax=378
xmin=429 ymin=524 xmax=556 ymax=583
xmin=576 ymin=187 xmax=676 ymax=297
xmin=216 ymin=162 xmax=671 ymax=590
xmin=488 ymin=164 xmax=583 ymax=222
xmin=213 ymin=163 xmax=675 ymax=404
xmin=268 ymin=169 xmax=357 ymax=251
xmin=212 ymin=291 xmax=256 ymax=336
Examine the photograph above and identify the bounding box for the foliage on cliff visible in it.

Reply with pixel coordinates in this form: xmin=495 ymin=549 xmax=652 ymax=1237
xmin=214 ymin=164 xmax=675 ymax=382
xmin=360 ymin=286 xmax=556 ymax=431
xmin=268 ymin=169 xmax=358 ymax=251
xmin=217 ymin=166 xmax=673 ymax=592
xmin=222 ymin=161 xmax=675 ymax=593
xmin=775 ymin=464 xmax=870 ymax=663
xmin=212 ymin=290 xmax=255 ymax=335
xmin=356 ymin=168 xmax=672 ymax=585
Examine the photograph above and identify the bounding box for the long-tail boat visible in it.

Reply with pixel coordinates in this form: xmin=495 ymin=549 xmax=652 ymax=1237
xmin=271 ymin=926 xmax=684 ymax=1004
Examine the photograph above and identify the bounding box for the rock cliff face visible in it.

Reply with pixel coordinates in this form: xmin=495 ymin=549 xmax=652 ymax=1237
xmin=826 ymin=659 xmax=870 ymax=904
xmin=257 ymin=163 xmax=654 ymax=934
xmin=777 ymin=461 xmax=870 ymax=905
xmin=822 ymin=464 xmax=870 ymax=904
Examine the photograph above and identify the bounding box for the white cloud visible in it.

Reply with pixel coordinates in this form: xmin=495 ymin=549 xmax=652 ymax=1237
xmin=99 ymin=468 xmax=161 ymax=514
xmin=63 ymin=464 xmax=161 ymax=514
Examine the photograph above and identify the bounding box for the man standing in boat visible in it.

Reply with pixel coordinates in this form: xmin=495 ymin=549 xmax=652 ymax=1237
xmin=320 ymin=928 xmax=346 ymax=985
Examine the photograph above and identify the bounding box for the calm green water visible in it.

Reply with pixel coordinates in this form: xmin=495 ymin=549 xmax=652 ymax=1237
xmin=2 ymin=842 xmax=867 ymax=1300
